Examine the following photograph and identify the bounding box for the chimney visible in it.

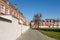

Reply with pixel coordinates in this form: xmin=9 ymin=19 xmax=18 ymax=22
xmin=14 ymin=4 xmax=18 ymax=10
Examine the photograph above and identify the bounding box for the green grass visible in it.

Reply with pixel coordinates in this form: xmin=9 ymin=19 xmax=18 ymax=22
xmin=37 ymin=28 xmax=60 ymax=40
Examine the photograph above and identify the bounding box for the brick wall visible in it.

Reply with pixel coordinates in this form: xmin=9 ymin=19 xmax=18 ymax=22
xmin=0 ymin=0 xmax=26 ymax=24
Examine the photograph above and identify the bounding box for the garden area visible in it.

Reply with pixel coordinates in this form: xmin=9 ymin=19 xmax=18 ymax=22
xmin=36 ymin=28 xmax=60 ymax=40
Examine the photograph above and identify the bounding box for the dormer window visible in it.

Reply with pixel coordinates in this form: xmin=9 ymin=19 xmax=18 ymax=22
xmin=6 ymin=1 xmax=9 ymax=4
xmin=3 ymin=0 xmax=9 ymax=5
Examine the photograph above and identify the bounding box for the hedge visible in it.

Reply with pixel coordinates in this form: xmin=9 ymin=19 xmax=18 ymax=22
xmin=36 ymin=28 xmax=60 ymax=32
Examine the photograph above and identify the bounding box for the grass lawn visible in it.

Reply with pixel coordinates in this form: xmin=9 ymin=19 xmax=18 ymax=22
xmin=38 ymin=28 xmax=60 ymax=40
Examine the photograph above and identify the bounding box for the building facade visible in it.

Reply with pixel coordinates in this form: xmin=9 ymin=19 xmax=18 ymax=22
xmin=0 ymin=0 xmax=26 ymax=24
xmin=0 ymin=0 xmax=30 ymax=40
xmin=30 ymin=19 xmax=55 ymax=28
xmin=41 ymin=19 xmax=54 ymax=26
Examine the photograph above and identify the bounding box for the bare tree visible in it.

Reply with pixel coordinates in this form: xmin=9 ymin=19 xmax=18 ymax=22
xmin=33 ymin=13 xmax=42 ymax=29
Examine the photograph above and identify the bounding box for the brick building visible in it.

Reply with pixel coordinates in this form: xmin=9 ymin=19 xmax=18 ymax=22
xmin=0 ymin=0 xmax=26 ymax=24
xmin=41 ymin=19 xmax=54 ymax=26
xmin=30 ymin=19 xmax=55 ymax=28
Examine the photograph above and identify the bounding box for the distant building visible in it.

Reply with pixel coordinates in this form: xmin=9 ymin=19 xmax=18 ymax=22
xmin=41 ymin=19 xmax=54 ymax=26
xmin=30 ymin=19 xmax=56 ymax=28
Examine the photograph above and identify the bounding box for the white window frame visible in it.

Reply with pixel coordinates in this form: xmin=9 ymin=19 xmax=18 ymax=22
xmin=6 ymin=8 xmax=10 ymax=14
xmin=0 ymin=4 xmax=5 ymax=13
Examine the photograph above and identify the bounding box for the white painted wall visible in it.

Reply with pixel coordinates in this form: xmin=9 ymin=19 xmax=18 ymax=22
xmin=39 ymin=26 xmax=49 ymax=28
xmin=54 ymin=22 xmax=60 ymax=26
xmin=39 ymin=26 xmax=60 ymax=28
xmin=0 ymin=15 xmax=29 ymax=40
xmin=0 ymin=15 xmax=12 ymax=20
xmin=21 ymin=25 xmax=29 ymax=34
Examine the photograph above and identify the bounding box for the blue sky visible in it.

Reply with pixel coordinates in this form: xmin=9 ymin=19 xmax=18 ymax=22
xmin=10 ymin=0 xmax=60 ymax=21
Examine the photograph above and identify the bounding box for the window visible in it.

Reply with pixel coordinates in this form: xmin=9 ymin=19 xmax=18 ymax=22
xmin=0 ymin=4 xmax=5 ymax=13
xmin=43 ymin=20 xmax=45 ymax=22
xmin=47 ymin=20 xmax=48 ymax=22
xmin=50 ymin=20 xmax=51 ymax=22
xmin=6 ymin=8 xmax=10 ymax=14
xmin=12 ymin=11 xmax=14 ymax=15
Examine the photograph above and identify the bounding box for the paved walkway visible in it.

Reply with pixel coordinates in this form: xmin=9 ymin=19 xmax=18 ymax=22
xmin=17 ymin=29 xmax=56 ymax=40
